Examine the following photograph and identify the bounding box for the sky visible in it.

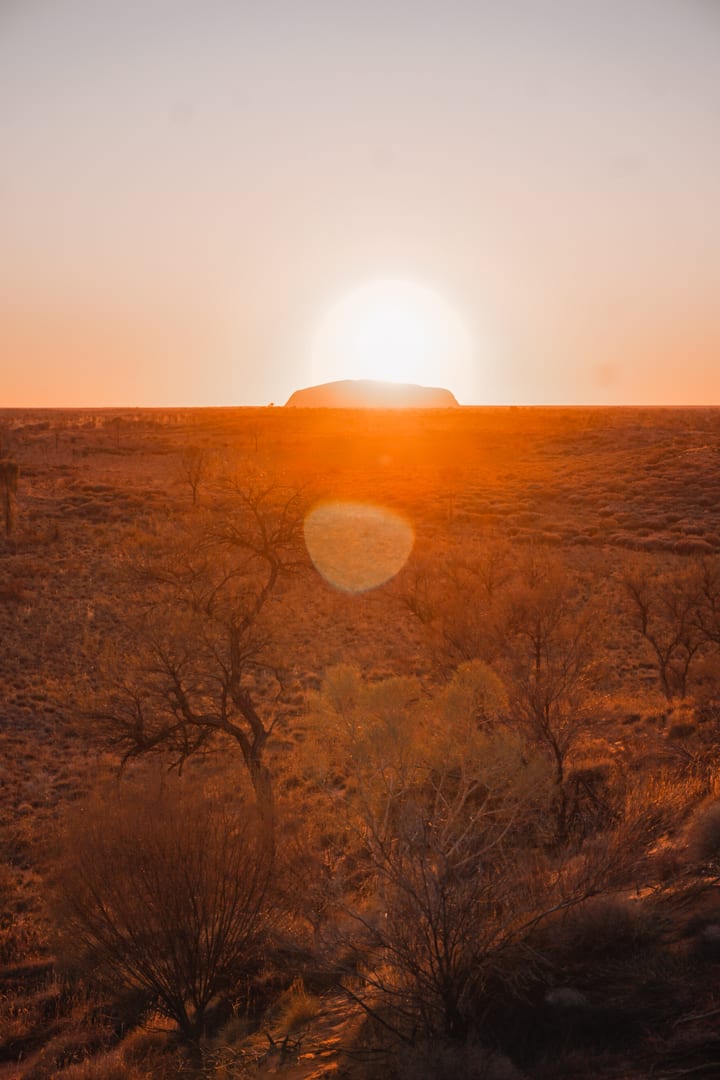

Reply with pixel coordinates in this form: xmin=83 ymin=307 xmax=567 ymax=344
xmin=1 ymin=0 xmax=719 ymax=407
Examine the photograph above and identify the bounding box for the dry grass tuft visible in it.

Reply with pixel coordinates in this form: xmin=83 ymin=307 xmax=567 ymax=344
xmin=274 ymin=978 xmax=322 ymax=1034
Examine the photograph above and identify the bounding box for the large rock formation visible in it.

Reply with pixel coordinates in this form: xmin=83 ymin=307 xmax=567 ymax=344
xmin=285 ymin=379 xmax=459 ymax=408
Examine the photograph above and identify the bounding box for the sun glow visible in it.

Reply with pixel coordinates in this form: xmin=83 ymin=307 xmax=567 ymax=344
xmin=309 ymin=279 xmax=474 ymax=400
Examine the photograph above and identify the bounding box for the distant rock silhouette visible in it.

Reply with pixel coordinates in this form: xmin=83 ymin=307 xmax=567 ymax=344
xmin=285 ymin=379 xmax=459 ymax=408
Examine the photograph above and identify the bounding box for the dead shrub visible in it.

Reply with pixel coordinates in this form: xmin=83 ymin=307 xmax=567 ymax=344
xmin=54 ymin=779 xmax=274 ymax=1043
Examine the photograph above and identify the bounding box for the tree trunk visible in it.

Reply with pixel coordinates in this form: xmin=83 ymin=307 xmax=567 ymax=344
xmin=248 ymin=756 xmax=275 ymax=852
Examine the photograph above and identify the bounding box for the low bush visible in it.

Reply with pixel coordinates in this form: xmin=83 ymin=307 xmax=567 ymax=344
xmin=54 ymin=779 xmax=274 ymax=1043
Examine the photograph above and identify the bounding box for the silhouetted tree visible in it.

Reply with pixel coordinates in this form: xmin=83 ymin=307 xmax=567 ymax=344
xmin=624 ymin=566 xmax=704 ymax=700
xmin=95 ymin=480 xmax=307 ymax=835
xmin=177 ymin=445 xmax=210 ymax=505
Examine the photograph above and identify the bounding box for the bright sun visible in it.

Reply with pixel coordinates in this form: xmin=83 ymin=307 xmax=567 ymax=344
xmin=309 ymin=279 xmax=474 ymax=401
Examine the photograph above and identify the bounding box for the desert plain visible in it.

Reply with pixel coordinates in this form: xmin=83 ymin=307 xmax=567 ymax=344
xmin=1 ymin=405 xmax=720 ymax=1078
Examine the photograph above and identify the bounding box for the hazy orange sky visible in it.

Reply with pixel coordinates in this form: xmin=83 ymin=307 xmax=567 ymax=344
xmin=2 ymin=1 xmax=719 ymax=407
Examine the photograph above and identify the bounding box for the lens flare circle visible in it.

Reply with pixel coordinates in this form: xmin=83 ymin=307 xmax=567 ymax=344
xmin=304 ymin=501 xmax=414 ymax=593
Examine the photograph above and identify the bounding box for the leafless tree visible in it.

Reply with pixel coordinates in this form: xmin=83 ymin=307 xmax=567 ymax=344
xmin=95 ymin=480 xmax=307 ymax=834
xmin=694 ymin=556 xmax=720 ymax=649
xmin=624 ymin=566 xmax=705 ymax=700
xmin=495 ymin=553 xmax=601 ymax=840
xmin=400 ymin=540 xmax=512 ymax=671
xmin=177 ymin=445 xmax=211 ymax=505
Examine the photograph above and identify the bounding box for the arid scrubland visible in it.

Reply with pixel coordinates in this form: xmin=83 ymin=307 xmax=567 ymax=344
xmin=1 ymin=406 xmax=720 ymax=1078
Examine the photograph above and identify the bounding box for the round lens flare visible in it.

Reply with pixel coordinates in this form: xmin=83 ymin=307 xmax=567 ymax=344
xmin=304 ymin=502 xmax=414 ymax=593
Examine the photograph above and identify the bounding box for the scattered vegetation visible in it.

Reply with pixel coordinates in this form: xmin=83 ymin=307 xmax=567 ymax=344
xmin=2 ymin=405 xmax=720 ymax=1077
